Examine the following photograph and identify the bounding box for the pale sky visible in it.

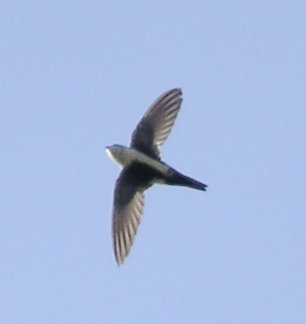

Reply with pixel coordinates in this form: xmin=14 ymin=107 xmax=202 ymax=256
xmin=1 ymin=1 xmax=306 ymax=323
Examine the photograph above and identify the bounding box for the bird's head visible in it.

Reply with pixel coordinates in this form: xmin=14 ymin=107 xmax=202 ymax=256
xmin=105 ymin=144 xmax=127 ymax=167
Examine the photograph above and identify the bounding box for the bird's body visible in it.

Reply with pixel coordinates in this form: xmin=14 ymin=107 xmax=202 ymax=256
xmin=106 ymin=144 xmax=206 ymax=190
xmin=106 ymin=89 xmax=207 ymax=265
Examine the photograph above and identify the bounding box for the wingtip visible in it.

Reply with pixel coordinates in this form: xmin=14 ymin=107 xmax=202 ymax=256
xmin=171 ymin=88 xmax=182 ymax=96
xmin=115 ymin=258 xmax=123 ymax=266
xmin=163 ymin=88 xmax=182 ymax=97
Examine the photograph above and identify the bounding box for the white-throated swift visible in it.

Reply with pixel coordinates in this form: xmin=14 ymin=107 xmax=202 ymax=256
xmin=106 ymin=88 xmax=207 ymax=265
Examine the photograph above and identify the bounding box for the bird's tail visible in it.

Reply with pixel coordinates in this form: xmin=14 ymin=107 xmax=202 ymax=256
xmin=167 ymin=168 xmax=207 ymax=191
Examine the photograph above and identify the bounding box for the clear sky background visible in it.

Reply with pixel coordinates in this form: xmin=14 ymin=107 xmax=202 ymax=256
xmin=1 ymin=1 xmax=306 ymax=323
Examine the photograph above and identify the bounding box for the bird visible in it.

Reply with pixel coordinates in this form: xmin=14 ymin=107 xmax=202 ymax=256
xmin=106 ymin=88 xmax=207 ymax=265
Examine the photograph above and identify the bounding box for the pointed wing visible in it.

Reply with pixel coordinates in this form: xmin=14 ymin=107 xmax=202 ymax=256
xmin=112 ymin=169 xmax=145 ymax=265
xmin=131 ymin=88 xmax=182 ymax=158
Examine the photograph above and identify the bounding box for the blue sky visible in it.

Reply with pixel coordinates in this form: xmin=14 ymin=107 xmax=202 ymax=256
xmin=1 ymin=1 xmax=306 ymax=323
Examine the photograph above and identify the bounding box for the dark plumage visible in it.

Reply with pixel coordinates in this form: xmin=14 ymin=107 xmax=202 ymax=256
xmin=106 ymin=89 xmax=207 ymax=265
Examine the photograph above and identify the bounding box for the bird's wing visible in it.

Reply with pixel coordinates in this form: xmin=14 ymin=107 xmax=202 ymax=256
xmin=112 ymin=169 xmax=145 ymax=265
xmin=131 ymin=88 xmax=182 ymax=158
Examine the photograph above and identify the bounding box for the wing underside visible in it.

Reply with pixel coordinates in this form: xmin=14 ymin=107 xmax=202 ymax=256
xmin=112 ymin=169 xmax=145 ymax=265
xmin=131 ymin=88 xmax=182 ymax=158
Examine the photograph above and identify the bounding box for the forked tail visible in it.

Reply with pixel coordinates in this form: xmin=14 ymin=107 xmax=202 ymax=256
xmin=167 ymin=168 xmax=207 ymax=191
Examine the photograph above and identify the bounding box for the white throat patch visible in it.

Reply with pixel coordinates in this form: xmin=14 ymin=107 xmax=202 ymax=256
xmin=105 ymin=147 xmax=123 ymax=168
